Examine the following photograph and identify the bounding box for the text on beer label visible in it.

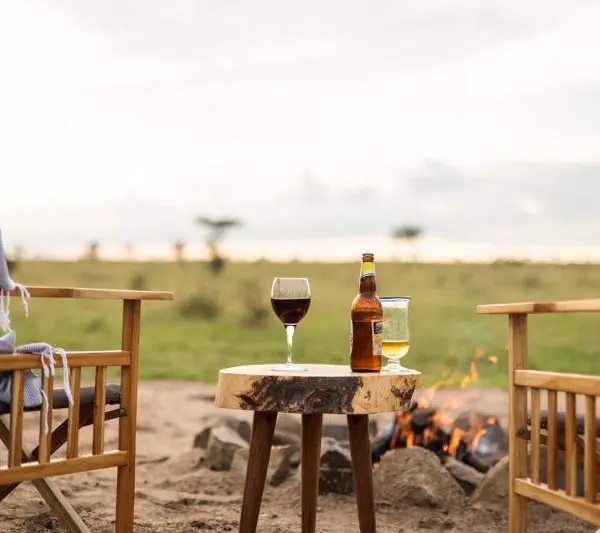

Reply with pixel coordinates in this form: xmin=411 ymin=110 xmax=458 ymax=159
xmin=372 ymin=319 xmax=383 ymax=357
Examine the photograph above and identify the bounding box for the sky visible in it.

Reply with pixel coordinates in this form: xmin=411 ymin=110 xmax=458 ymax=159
xmin=1 ymin=1 xmax=599 ymax=258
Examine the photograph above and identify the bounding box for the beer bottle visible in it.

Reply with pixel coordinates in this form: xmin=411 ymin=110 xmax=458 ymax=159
xmin=350 ymin=253 xmax=384 ymax=372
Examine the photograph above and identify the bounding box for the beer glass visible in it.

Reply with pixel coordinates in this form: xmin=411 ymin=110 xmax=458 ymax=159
xmin=380 ymin=296 xmax=410 ymax=372
xmin=270 ymin=277 xmax=311 ymax=371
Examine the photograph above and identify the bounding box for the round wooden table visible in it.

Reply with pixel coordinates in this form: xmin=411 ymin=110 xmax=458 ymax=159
xmin=215 ymin=364 xmax=421 ymax=533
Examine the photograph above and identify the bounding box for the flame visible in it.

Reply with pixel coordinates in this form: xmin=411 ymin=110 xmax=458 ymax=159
xmin=389 ymin=347 xmax=501 ymax=458
xmin=448 ymin=428 xmax=465 ymax=456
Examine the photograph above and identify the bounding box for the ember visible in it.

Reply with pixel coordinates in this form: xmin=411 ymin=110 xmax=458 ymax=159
xmin=372 ymin=348 xmax=506 ymax=473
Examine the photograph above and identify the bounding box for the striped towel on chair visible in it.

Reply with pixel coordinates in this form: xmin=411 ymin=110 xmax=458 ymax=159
xmin=0 ymin=330 xmax=43 ymax=409
xmin=0 ymin=331 xmax=73 ymax=433
xmin=0 ymin=228 xmax=30 ymax=332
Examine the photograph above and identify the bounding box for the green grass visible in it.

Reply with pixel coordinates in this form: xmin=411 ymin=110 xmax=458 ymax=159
xmin=7 ymin=259 xmax=600 ymax=387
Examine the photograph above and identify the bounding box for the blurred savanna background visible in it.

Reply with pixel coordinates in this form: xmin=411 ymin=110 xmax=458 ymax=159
xmin=6 ymin=247 xmax=600 ymax=387
xmin=2 ymin=0 xmax=600 ymax=389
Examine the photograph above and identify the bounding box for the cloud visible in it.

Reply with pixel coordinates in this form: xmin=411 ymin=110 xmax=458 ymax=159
xmin=507 ymin=84 xmax=600 ymax=134
xmin=29 ymin=0 xmax=586 ymax=77
xmin=3 ymin=1 xmax=600 ymax=254
xmin=518 ymin=198 xmax=542 ymax=217
xmin=405 ymin=159 xmax=468 ymax=193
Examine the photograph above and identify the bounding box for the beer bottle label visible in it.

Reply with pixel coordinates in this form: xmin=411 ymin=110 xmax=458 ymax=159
xmin=372 ymin=319 xmax=383 ymax=356
xmin=360 ymin=262 xmax=375 ymax=279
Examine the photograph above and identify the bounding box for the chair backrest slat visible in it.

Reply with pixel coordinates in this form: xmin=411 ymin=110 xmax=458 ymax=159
xmin=530 ymin=387 xmax=541 ymax=485
xmin=585 ymin=395 xmax=598 ymax=503
xmin=92 ymin=366 xmax=107 ymax=455
xmin=9 ymin=370 xmax=25 ymax=467
xmin=547 ymin=389 xmax=559 ymax=490
xmin=565 ymin=392 xmax=578 ymax=496
xmin=38 ymin=374 xmax=53 ymax=463
xmin=66 ymin=367 xmax=81 ymax=459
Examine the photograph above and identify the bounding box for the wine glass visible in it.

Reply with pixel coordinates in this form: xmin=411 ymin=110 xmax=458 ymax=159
xmin=380 ymin=296 xmax=410 ymax=372
xmin=270 ymin=277 xmax=311 ymax=371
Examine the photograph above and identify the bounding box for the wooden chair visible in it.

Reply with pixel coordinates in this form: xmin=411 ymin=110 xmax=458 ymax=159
xmin=478 ymin=299 xmax=599 ymax=532
xmin=0 ymin=286 xmax=173 ymax=533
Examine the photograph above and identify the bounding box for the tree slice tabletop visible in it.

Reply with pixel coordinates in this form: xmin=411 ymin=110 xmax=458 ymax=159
xmin=215 ymin=364 xmax=421 ymax=414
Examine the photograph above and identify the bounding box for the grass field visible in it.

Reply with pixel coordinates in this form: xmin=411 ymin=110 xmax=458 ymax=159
xmin=6 ymin=259 xmax=600 ymax=387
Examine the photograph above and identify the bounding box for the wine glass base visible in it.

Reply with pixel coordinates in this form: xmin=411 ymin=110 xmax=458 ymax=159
xmin=271 ymin=364 xmax=308 ymax=372
xmin=382 ymin=362 xmax=407 ymax=373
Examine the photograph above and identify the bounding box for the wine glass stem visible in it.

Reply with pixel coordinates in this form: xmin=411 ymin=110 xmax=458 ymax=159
xmin=388 ymin=359 xmax=401 ymax=372
xmin=285 ymin=325 xmax=295 ymax=367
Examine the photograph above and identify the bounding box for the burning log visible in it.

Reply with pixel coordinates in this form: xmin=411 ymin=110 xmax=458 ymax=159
xmin=528 ymin=410 xmax=600 ymax=437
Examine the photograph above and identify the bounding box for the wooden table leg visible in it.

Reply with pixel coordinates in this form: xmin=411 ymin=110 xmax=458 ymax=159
xmin=302 ymin=413 xmax=323 ymax=533
xmin=239 ymin=411 xmax=278 ymax=533
xmin=347 ymin=414 xmax=376 ymax=533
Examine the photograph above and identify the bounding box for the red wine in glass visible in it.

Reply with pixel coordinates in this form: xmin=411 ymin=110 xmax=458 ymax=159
xmin=270 ymin=278 xmax=311 ymax=371
xmin=271 ymin=297 xmax=311 ymax=326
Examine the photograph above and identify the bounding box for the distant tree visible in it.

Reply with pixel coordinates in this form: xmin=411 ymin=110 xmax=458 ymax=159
xmin=195 ymin=216 xmax=241 ymax=276
xmin=172 ymin=240 xmax=186 ymax=264
xmin=7 ymin=245 xmax=23 ymax=273
xmin=392 ymin=225 xmax=424 ymax=262
xmin=124 ymin=243 xmax=135 ymax=261
xmin=13 ymin=245 xmax=24 ymax=262
xmin=86 ymin=241 xmax=100 ymax=261
xmin=6 ymin=258 xmax=17 ymax=274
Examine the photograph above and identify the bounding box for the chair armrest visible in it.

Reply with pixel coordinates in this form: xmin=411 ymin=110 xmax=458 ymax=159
xmin=477 ymin=299 xmax=600 ymax=315
xmin=8 ymin=286 xmax=174 ymax=301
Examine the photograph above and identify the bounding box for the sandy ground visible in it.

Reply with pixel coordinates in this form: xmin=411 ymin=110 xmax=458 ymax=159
xmin=0 ymin=382 xmax=597 ymax=533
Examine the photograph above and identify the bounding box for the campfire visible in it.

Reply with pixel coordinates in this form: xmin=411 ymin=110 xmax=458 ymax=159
xmin=386 ymin=403 xmax=505 ymax=472
xmin=373 ymin=349 xmax=506 ymax=473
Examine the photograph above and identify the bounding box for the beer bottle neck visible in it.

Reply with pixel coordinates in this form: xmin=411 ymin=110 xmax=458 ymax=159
xmin=359 ymin=261 xmax=377 ymax=293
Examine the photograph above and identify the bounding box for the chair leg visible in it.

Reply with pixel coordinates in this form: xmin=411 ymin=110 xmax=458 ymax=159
xmin=347 ymin=414 xmax=376 ymax=533
xmin=301 ymin=413 xmax=323 ymax=533
xmin=32 ymin=475 xmax=92 ymax=533
xmin=0 ymin=416 xmax=91 ymax=533
xmin=239 ymin=411 xmax=278 ymax=533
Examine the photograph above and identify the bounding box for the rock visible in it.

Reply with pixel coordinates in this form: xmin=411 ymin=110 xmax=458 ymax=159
xmin=193 ymin=415 xmax=251 ymax=449
xmin=166 ymin=449 xmax=205 ymax=476
xmin=269 ymin=446 xmax=298 ymax=487
xmin=319 ymin=438 xmax=354 ymax=495
xmin=205 ymin=425 xmax=249 ymax=471
xmin=194 ymin=413 xmax=301 ymax=450
xmin=272 ymin=414 xmax=302 ymax=447
xmin=442 ymin=456 xmax=485 ymax=494
xmin=373 ymin=447 xmax=465 ymax=510
xmin=232 ymin=444 xmax=299 ymax=487
xmin=321 ymin=415 xmax=378 ymax=442
xmin=288 ymin=448 xmax=301 ymax=469
xmin=470 ymin=455 xmax=508 ymax=504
